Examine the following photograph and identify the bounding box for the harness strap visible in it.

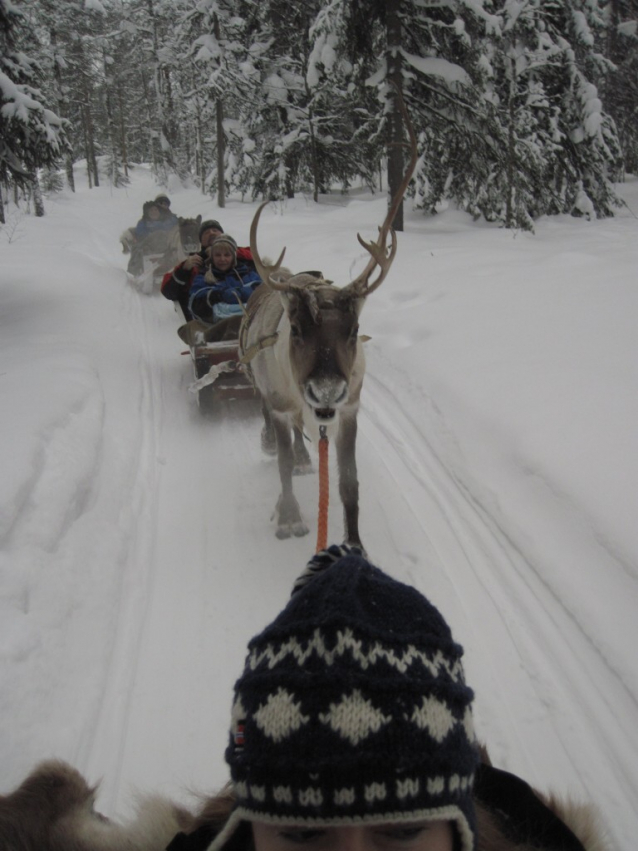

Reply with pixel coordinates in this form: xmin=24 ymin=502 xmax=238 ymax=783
xmin=316 ymin=426 xmax=329 ymax=552
xmin=239 ymin=332 xmax=279 ymax=365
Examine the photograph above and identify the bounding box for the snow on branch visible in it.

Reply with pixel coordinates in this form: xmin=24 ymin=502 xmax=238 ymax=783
xmin=400 ymin=50 xmax=472 ymax=87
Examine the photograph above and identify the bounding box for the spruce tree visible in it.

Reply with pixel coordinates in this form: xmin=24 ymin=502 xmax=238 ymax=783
xmin=0 ymin=0 xmax=67 ymax=219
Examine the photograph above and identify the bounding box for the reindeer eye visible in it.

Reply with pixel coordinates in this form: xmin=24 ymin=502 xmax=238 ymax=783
xmin=290 ymin=324 xmax=302 ymax=339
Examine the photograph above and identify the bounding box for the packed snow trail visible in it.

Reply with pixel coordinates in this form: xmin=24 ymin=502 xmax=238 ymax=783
xmin=1 ymin=170 xmax=635 ymax=849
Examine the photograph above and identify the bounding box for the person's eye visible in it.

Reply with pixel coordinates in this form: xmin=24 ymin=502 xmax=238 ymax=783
xmin=375 ymin=826 xmax=426 ymax=842
xmin=278 ymin=829 xmax=325 ymax=844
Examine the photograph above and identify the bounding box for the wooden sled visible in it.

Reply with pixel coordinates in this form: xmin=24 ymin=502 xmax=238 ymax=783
xmin=179 ymin=317 xmax=257 ymax=415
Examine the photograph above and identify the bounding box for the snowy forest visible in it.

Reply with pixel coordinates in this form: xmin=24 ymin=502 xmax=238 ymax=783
xmin=1 ymin=0 xmax=637 ymax=230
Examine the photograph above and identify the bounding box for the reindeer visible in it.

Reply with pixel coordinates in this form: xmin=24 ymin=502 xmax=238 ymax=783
xmin=239 ymin=101 xmax=417 ymax=547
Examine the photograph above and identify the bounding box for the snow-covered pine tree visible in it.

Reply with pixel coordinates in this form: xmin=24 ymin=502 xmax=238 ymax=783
xmin=33 ymin=0 xmax=76 ymax=191
xmin=0 ymin=0 xmax=67 ymax=220
xmin=28 ymin=0 xmax=101 ymax=188
xmin=175 ymin=0 xmax=256 ymax=204
xmin=237 ymin=0 xmax=324 ymax=201
xmin=601 ymin=0 xmax=638 ymax=175
xmin=482 ymin=0 xmax=622 ymax=226
xmin=331 ymin=0 xmax=501 ymax=230
xmin=306 ymin=1 xmax=382 ymax=202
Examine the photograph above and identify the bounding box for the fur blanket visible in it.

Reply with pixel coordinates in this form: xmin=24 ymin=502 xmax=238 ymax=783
xmin=0 ymin=760 xmax=190 ymax=851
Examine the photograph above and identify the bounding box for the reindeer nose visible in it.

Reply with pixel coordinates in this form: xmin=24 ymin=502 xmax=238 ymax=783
xmin=305 ymin=377 xmax=348 ymax=417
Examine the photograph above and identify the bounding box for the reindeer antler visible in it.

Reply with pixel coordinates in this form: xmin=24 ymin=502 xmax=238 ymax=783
xmin=343 ymin=86 xmax=418 ymax=298
xmin=250 ymin=201 xmax=291 ymax=292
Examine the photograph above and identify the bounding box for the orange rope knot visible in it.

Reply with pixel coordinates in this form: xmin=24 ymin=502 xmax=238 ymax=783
xmin=316 ymin=426 xmax=329 ymax=553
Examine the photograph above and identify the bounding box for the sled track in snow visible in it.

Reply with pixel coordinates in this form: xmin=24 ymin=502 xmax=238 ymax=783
xmin=79 ymin=282 xmax=167 ymax=805
xmin=359 ymin=370 xmax=638 ymax=799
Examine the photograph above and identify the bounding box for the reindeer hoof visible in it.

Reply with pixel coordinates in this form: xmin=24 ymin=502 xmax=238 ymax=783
xmin=344 ymin=539 xmax=366 ymax=557
xmin=293 ymin=460 xmax=313 ymax=476
xmin=276 ymin=520 xmax=310 ymax=539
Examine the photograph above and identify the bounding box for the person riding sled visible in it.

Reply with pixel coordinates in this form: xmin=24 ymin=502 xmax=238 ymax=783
xmin=161 ymin=219 xmax=255 ymax=321
xmin=134 ymin=200 xmax=177 ymax=240
xmin=127 ymin=200 xmax=181 ymax=278
xmin=166 ymin=546 xmax=608 ymax=851
xmin=154 ymin=194 xmax=179 ymax=227
xmin=187 ymin=234 xmax=261 ymax=325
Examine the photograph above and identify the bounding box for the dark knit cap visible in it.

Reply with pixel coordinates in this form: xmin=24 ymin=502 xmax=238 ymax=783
xmin=199 ymin=219 xmax=224 ymax=240
xmin=210 ymin=547 xmax=479 ymax=851
xmin=155 ymin=194 xmax=171 ymax=206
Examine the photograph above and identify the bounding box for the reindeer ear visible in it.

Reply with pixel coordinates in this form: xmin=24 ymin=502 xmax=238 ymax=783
xmin=279 ymin=290 xmax=298 ymax=312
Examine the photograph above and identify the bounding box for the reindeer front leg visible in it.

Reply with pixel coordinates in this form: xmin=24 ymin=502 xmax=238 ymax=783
xmin=336 ymin=412 xmax=362 ymax=549
xmin=273 ymin=413 xmax=309 ymax=539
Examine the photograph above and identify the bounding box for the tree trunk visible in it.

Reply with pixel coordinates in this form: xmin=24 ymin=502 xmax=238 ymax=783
xmin=505 ymin=55 xmax=516 ymax=229
xmin=103 ymin=54 xmax=120 ymax=186
xmin=140 ymin=68 xmax=161 ymax=174
xmin=81 ymin=107 xmax=93 ymax=189
xmin=32 ymin=175 xmax=45 ymax=217
xmin=0 ymin=188 xmax=5 ymax=225
xmin=146 ymin=0 xmax=170 ymax=182
xmin=50 ymin=21 xmax=75 ymax=192
xmin=84 ymin=100 xmax=99 ymax=187
xmin=65 ymin=157 xmax=75 ymax=192
xmin=212 ymin=13 xmax=225 ymax=207
xmin=216 ymin=97 xmax=225 ymax=208
xmin=195 ymin=97 xmax=206 ymax=193
xmin=117 ymin=83 xmax=129 ymax=178
xmin=386 ymin=0 xmax=404 ymax=231
xmin=310 ymin=110 xmax=319 ymax=203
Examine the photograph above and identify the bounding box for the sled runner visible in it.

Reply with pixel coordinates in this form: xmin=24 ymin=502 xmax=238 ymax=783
xmin=179 ymin=316 xmax=257 ymax=415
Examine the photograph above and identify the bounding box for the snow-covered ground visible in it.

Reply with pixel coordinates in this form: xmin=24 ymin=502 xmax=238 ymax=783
xmin=0 ymin=165 xmax=636 ymax=849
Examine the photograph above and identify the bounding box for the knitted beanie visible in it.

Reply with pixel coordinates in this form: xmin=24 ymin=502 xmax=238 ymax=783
xmin=199 ymin=219 xmax=224 ymax=241
xmin=211 ymin=234 xmax=237 ymax=257
xmin=209 ymin=547 xmax=479 ymax=851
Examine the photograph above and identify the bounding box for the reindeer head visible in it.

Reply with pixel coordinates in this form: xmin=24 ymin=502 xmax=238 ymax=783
xmin=272 ymin=278 xmax=362 ymax=422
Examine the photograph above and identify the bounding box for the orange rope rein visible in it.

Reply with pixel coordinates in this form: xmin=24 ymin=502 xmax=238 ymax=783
xmin=316 ymin=426 xmax=329 ymax=552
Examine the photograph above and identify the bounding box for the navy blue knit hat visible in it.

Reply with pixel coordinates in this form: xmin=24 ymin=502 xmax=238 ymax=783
xmin=209 ymin=547 xmax=478 ymax=851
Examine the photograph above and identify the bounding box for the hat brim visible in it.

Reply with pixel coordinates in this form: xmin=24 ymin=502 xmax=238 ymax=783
xmin=205 ymin=805 xmax=475 ymax=851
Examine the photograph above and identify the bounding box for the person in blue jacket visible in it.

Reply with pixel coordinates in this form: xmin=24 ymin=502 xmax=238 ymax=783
xmin=134 ymin=200 xmax=177 ymax=241
xmin=188 ymin=234 xmax=261 ymax=324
